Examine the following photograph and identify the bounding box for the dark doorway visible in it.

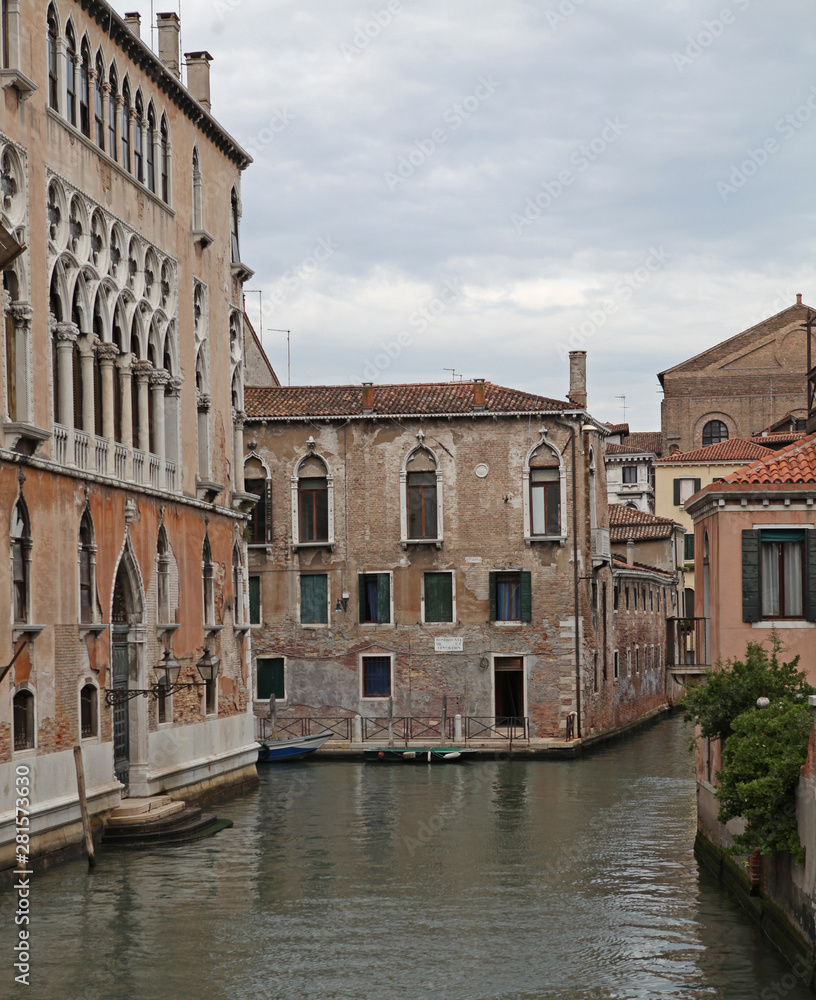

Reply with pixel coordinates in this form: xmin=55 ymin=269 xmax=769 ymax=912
xmin=494 ymin=656 xmax=524 ymax=725
xmin=111 ymin=558 xmax=140 ymax=789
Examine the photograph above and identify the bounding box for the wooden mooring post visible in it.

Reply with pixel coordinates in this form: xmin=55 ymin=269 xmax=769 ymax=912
xmin=73 ymin=745 xmax=95 ymax=867
xmin=268 ymin=694 xmax=277 ymax=741
xmin=441 ymin=695 xmax=447 ymax=744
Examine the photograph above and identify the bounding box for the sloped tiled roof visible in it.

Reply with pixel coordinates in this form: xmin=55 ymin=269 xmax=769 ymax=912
xmin=606 ymin=442 xmax=647 ymax=455
xmin=749 ymin=431 xmax=806 ymax=448
xmin=625 ymin=432 xmax=662 ymax=455
xmin=611 ymin=554 xmax=675 ymax=580
xmin=656 ymin=438 xmax=774 ymax=464
xmin=608 ymin=504 xmax=679 ymax=541
xmin=604 ymin=422 xmax=630 ymax=435
xmin=722 ymin=432 xmax=816 ymax=485
xmin=245 ymin=382 xmax=572 ymax=419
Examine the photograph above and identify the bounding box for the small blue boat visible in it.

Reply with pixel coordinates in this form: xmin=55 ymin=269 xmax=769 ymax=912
xmin=257 ymin=731 xmax=333 ymax=762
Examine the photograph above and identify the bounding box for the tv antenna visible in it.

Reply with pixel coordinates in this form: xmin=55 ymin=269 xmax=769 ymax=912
xmin=268 ymin=328 xmax=291 ymax=386
xmin=443 ymin=368 xmax=463 ymax=381
xmin=615 ymin=394 xmax=628 ymax=424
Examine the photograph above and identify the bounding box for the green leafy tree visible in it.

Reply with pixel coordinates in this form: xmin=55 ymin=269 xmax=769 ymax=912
xmin=683 ymin=637 xmax=815 ymax=865
xmin=716 ymin=701 xmax=812 ymax=865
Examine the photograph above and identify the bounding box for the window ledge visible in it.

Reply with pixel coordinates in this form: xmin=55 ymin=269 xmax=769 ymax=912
xmin=3 ymin=421 xmax=51 ymax=456
xmin=12 ymin=624 xmax=46 ymax=644
xmin=205 ymin=624 xmax=224 ymax=636
xmin=234 ymin=624 xmax=252 ymax=636
xmin=492 ymin=621 xmax=525 ymax=628
xmin=1 ymin=69 xmax=37 ymax=100
xmin=156 ymin=623 xmax=179 ymax=641
xmin=193 ymin=229 xmax=214 ymax=249
xmin=401 ymin=538 xmax=443 ymax=549
xmin=524 ymin=535 xmax=566 ymax=547
xmin=233 ymin=490 xmax=259 ymax=512
xmin=231 ymin=261 xmax=255 ymax=283
xmin=293 ymin=541 xmax=334 ymax=552
xmin=196 ymin=478 xmax=225 ymax=502
xmin=79 ymin=623 xmax=109 ymax=639
xmin=752 ymin=620 xmax=815 ymax=629
xmin=301 ymin=623 xmax=330 ymax=630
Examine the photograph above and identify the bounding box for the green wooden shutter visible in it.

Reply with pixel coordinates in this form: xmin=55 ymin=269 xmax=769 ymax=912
xmin=248 ymin=575 xmax=260 ymax=624
xmin=520 ymin=571 xmax=532 ymax=622
xmin=358 ymin=574 xmax=365 ymax=624
xmin=257 ymin=657 xmax=285 ymax=700
xmin=264 ymin=480 xmax=273 ymax=543
xmin=742 ymin=530 xmax=761 ymax=622
xmin=806 ymin=531 xmax=816 ymax=622
xmin=425 ymin=572 xmax=452 ymax=622
xmin=693 ymin=478 xmax=701 ymax=495
xmin=673 ymin=479 xmax=681 ymax=505
xmin=684 ymin=531 xmax=695 ymax=561
xmin=377 ymin=573 xmax=390 ymax=624
xmin=489 ymin=572 xmax=497 ymax=621
xmin=301 ymin=574 xmax=327 ymax=624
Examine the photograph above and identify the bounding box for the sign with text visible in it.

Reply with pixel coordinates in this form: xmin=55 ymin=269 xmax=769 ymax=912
xmin=434 ymin=637 xmax=463 ymax=653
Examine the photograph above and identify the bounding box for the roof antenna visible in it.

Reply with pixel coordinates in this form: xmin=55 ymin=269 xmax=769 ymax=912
xmin=615 ymin=394 xmax=628 ymax=424
xmin=443 ymin=368 xmax=462 ymax=381
xmin=268 ymin=328 xmax=291 ymax=385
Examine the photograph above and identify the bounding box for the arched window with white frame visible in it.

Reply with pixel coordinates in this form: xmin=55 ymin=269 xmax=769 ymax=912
xmin=11 ymin=495 xmax=31 ymax=624
xmin=47 ymin=4 xmax=59 ymax=111
xmin=202 ymin=534 xmax=214 ymax=626
xmin=400 ymin=437 xmax=443 ymax=547
xmin=192 ymin=147 xmax=203 ymax=231
xmin=65 ymin=21 xmax=77 ymax=126
xmin=78 ymin=507 xmax=97 ymax=623
xmin=292 ymin=445 xmax=333 ymax=548
xmin=523 ymin=430 xmax=567 ymax=542
xmin=80 ymin=682 xmax=98 ymax=738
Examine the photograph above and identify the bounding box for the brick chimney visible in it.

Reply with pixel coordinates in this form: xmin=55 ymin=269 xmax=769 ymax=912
xmin=185 ymin=51 xmax=213 ymax=111
xmin=124 ymin=12 xmax=141 ymax=37
xmin=568 ymin=351 xmax=587 ymax=409
xmin=361 ymin=382 xmax=373 ymax=412
xmin=156 ymin=13 xmax=181 ymax=78
xmin=472 ymin=378 xmax=485 ymax=410
xmin=797 ymin=293 xmax=803 ymax=305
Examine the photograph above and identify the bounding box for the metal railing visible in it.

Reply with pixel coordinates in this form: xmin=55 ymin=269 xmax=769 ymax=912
xmin=259 ymin=716 xmax=352 ymax=741
xmin=260 ymin=714 xmax=533 ymax=744
xmin=666 ymin=617 xmax=709 ymax=669
xmin=463 ymin=716 xmax=530 ymax=741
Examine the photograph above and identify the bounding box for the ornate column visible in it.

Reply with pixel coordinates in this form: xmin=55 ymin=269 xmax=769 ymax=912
xmin=99 ymin=81 xmax=110 ymax=150
xmin=97 ymin=342 xmax=118 ymax=473
xmin=197 ymin=390 xmax=211 ymax=479
xmin=79 ymin=334 xmax=96 ymax=434
xmin=55 ymin=322 xmax=78 ymax=457
xmin=133 ymin=360 xmax=152 ymax=454
xmin=10 ymin=304 xmax=32 ymax=424
xmin=149 ymin=369 xmax=169 ymax=467
xmin=87 ymin=65 xmax=96 ymax=137
xmin=165 ymin=375 xmax=182 ymax=492
xmin=233 ymin=409 xmax=246 ymax=493
xmin=116 ymin=352 xmax=133 ymax=479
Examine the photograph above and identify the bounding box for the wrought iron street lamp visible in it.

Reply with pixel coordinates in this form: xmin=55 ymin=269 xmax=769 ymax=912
xmin=103 ymin=648 xmax=205 ymax=706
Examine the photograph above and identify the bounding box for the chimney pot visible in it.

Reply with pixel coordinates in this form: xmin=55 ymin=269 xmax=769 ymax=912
xmin=156 ymin=12 xmax=181 ymax=78
xmin=185 ymin=50 xmax=214 ymax=112
xmin=124 ymin=12 xmax=141 ymax=37
xmin=361 ymin=382 xmax=374 ymax=412
xmin=473 ymin=378 xmax=485 ymax=409
xmin=797 ymin=293 xmax=803 ymax=305
xmin=568 ymin=351 xmax=587 ymax=409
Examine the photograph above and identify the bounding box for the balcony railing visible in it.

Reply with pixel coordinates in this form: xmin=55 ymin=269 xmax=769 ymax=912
xmin=73 ymin=429 xmax=90 ymax=469
xmin=113 ymin=444 xmax=128 ymax=479
xmin=132 ymin=448 xmax=145 ymax=484
xmin=149 ymin=454 xmax=162 ymax=489
xmin=94 ymin=437 xmax=108 ymax=474
xmin=666 ymin=617 xmax=709 ymax=670
xmin=53 ymin=423 xmax=68 ymax=464
xmin=165 ymin=460 xmax=176 ymax=492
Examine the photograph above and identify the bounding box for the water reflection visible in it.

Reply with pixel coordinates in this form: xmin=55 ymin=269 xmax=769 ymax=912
xmin=1 ymin=715 xmax=813 ymax=1000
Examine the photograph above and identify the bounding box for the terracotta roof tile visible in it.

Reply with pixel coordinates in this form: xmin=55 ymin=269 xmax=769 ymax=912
xmin=656 ymin=438 xmax=775 ymax=464
xmin=604 ymin=422 xmax=630 ymax=435
xmin=723 ymin=431 xmax=816 ymax=485
xmin=625 ymin=432 xmax=662 ymax=455
xmin=245 ymin=381 xmax=572 ymax=419
xmin=748 ymin=431 xmax=806 ymax=447
xmin=608 ymin=504 xmax=679 ymax=541
xmin=611 ymin=554 xmax=675 ymax=579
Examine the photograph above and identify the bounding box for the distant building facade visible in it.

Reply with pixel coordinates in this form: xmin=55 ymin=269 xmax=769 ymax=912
xmin=659 ymin=296 xmax=815 ymax=456
xmin=0 ymin=2 xmax=258 ymax=869
xmin=242 ymin=358 xmax=678 ymax=742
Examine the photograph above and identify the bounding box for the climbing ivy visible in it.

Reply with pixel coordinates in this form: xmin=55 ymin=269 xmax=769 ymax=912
xmin=683 ymin=638 xmax=814 ymax=865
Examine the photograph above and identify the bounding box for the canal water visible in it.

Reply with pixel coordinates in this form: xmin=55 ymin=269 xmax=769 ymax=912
xmin=2 ymin=714 xmax=813 ymax=1000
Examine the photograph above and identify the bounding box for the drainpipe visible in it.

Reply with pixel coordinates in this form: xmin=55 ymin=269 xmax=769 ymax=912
xmin=556 ymin=416 xmax=581 ymax=739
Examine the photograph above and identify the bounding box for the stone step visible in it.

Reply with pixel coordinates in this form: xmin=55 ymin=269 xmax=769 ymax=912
xmin=103 ymin=808 xmax=232 ymax=847
xmin=106 ymin=800 xmax=186 ymax=828
xmin=108 ymin=795 xmax=175 ymax=818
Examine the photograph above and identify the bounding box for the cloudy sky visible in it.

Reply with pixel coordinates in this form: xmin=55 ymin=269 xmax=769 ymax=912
xmin=114 ymin=0 xmax=816 ymax=430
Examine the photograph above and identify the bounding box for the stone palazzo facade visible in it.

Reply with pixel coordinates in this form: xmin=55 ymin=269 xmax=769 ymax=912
xmin=0 ymin=1 xmax=258 ymax=869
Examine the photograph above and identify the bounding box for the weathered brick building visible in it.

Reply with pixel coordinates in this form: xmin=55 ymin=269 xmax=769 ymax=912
xmin=243 ymin=355 xmax=680 ymax=741
xmin=659 ymin=296 xmax=815 ymax=455
xmin=0 ymin=2 xmax=258 ymax=868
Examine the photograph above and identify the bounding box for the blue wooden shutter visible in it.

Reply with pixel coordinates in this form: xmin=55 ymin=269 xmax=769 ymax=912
xmin=489 ymin=572 xmax=497 ymax=621
xmin=741 ymin=530 xmax=761 ymax=622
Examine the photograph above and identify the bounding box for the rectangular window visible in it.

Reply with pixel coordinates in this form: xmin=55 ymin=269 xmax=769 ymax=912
xmin=636 ymin=647 xmax=640 ymax=673
xmin=489 ymin=571 xmax=532 ymax=622
xmin=408 ymin=471 xmax=437 ymax=539
xmin=684 ymin=531 xmax=695 ymax=562
xmin=359 ymin=573 xmax=391 ymax=624
xmin=761 ymin=537 xmax=804 ymax=618
xmin=674 ymin=477 xmax=701 ymax=505
xmin=301 ymin=574 xmax=328 ymax=624
xmin=298 ymin=477 xmax=328 ymax=542
xmin=257 ymin=657 xmax=285 ymax=701
xmin=622 ymin=465 xmax=638 ymax=484
xmin=530 ymin=469 xmax=560 ymax=535
xmin=626 ymin=649 xmax=631 ymax=675
xmin=625 ymin=586 xmax=629 ymax=611
xmin=248 ymin=575 xmax=261 ymax=625
xmin=613 ymin=650 xmax=619 ymax=680
xmin=424 ymin=572 xmax=453 ymax=622
xmin=613 ymin=585 xmax=619 ymax=611
xmin=362 ymin=655 xmax=391 ymax=698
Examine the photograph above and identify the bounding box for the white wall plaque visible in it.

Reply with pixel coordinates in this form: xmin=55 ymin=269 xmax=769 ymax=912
xmin=435 ymin=637 xmax=463 ymax=652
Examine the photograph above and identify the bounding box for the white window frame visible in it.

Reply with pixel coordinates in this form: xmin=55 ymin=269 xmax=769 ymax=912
xmin=78 ymin=678 xmax=100 ymax=741
xmin=291 ymin=443 xmax=334 ymax=550
xmin=400 ymin=439 xmax=443 ymax=548
xmin=421 ymin=569 xmax=456 ymax=624
xmin=255 ymin=654 xmax=287 ymax=706
xmin=359 ymin=651 xmax=394 ymax=701
xmin=523 ymin=429 xmax=567 ymax=544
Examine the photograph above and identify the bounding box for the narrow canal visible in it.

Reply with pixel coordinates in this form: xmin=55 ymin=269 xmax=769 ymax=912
xmin=2 ymin=713 xmax=812 ymax=999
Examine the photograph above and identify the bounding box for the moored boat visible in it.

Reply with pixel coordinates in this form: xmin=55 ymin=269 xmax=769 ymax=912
xmin=363 ymin=747 xmax=476 ymax=763
xmin=257 ymin=731 xmax=334 ymax=762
